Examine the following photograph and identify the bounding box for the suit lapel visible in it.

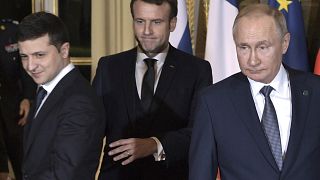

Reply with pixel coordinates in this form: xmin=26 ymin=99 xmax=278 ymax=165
xmin=151 ymin=46 xmax=177 ymax=112
xmin=122 ymin=48 xmax=139 ymax=125
xmin=281 ymin=70 xmax=310 ymax=175
xmin=231 ymin=73 xmax=280 ymax=171
xmin=24 ymin=69 xmax=78 ymax=156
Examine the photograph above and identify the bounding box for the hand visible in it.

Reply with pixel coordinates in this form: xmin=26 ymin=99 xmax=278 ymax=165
xmin=108 ymin=138 xmax=157 ymax=165
xmin=18 ymin=99 xmax=31 ymax=126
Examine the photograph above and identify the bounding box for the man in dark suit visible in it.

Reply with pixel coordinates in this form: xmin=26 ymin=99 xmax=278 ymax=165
xmin=189 ymin=4 xmax=320 ymax=180
xmin=0 ymin=19 xmax=36 ymax=180
xmin=17 ymin=12 xmax=105 ymax=180
xmin=93 ymin=0 xmax=212 ymax=179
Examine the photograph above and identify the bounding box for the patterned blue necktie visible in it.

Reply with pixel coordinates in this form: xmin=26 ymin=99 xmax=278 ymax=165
xmin=141 ymin=58 xmax=156 ymax=112
xmin=260 ymin=86 xmax=283 ymax=170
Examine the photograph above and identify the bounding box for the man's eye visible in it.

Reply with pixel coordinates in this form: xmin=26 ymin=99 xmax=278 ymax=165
xmin=153 ymin=20 xmax=161 ymax=24
xmin=135 ymin=20 xmax=144 ymax=24
xmin=20 ymin=55 xmax=28 ymax=60
xmin=239 ymin=46 xmax=248 ymax=50
xmin=36 ymin=53 xmax=45 ymax=58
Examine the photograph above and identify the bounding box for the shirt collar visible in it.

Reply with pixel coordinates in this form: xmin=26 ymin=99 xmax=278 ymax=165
xmin=136 ymin=45 xmax=169 ymax=65
xmin=40 ymin=63 xmax=75 ymax=94
xmin=248 ymin=64 xmax=289 ymax=97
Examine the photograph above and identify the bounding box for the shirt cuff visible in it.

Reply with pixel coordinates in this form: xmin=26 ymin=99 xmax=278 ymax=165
xmin=150 ymin=137 xmax=166 ymax=161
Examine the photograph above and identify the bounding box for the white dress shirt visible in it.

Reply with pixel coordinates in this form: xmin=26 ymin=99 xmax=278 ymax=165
xmin=248 ymin=64 xmax=292 ymax=156
xmin=135 ymin=46 xmax=169 ymax=161
xmin=34 ymin=63 xmax=75 ymax=117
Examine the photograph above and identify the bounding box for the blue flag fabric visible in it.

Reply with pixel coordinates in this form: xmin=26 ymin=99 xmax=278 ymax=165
xmin=268 ymin=0 xmax=309 ymax=71
xmin=169 ymin=0 xmax=193 ymax=54
xmin=177 ymin=21 xmax=193 ymax=54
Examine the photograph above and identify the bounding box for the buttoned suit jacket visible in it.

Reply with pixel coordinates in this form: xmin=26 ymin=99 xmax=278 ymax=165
xmin=22 ymin=68 xmax=105 ymax=180
xmin=93 ymin=45 xmax=212 ymax=180
xmin=189 ymin=66 xmax=320 ymax=180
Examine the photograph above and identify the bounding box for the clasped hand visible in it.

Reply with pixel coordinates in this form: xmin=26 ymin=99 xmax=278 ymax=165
xmin=108 ymin=138 xmax=157 ymax=165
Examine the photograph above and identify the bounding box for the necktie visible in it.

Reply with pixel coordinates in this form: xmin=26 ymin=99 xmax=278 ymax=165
xmin=34 ymin=86 xmax=47 ymax=115
xmin=260 ymin=86 xmax=283 ymax=170
xmin=141 ymin=58 xmax=156 ymax=112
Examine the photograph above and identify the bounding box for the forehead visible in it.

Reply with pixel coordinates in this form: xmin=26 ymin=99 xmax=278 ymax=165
xmin=18 ymin=34 xmax=52 ymax=52
xmin=132 ymin=1 xmax=171 ymax=19
xmin=235 ymin=15 xmax=278 ymax=42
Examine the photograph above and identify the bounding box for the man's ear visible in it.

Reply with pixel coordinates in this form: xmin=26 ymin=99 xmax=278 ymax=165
xmin=60 ymin=42 xmax=70 ymax=58
xmin=169 ymin=17 xmax=177 ymax=32
xmin=282 ymin=33 xmax=290 ymax=54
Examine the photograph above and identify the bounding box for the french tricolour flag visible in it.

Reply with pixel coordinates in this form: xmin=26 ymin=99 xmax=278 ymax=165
xmin=205 ymin=0 xmax=240 ymax=83
xmin=169 ymin=0 xmax=193 ymax=54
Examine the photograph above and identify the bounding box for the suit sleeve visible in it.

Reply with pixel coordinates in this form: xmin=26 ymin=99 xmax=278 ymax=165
xmin=189 ymin=93 xmax=217 ymax=180
xmin=39 ymin=94 xmax=104 ymax=179
xmin=159 ymin=61 xmax=212 ymax=166
xmin=92 ymin=58 xmax=104 ymax=96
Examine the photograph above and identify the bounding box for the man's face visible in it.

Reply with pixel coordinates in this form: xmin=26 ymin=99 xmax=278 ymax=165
xmin=132 ymin=0 xmax=176 ymax=57
xmin=233 ymin=15 xmax=290 ymax=84
xmin=19 ymin=34 xmax=69 ymax=85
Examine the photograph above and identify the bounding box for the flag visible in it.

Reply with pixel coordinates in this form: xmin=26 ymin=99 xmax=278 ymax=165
xmin=314 ymin=48 xmax=320 ymax=75
xmin=269 ymin=0 xmax=309 ymax=71
xmin=205 ymin=0 xmax=240 ymax=83
xmin=169 ymin=0 xmax=193 ymax=54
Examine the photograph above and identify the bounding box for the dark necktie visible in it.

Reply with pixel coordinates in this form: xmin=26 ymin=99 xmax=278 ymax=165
xmin=34 ymin=86 xmax=47 ymax=115
xmin=260 ymin=85 xmax=283 ymax=170
xmin=141 ymin=58 xmax=156 ymax=112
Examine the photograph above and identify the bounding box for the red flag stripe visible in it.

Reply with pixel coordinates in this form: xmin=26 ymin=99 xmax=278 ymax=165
xmin=314 ymin=49 xmax=320 ymax=75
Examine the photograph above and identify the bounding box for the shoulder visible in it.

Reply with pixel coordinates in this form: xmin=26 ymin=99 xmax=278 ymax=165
xmin=168 ymin=46 xmax=211 ymax=71
xmin=202 ymin=72 xmax=246 ymax=97
xmin=286 ymin=66 xmax=320 ymax=85
xmin=97 ymin=47 xmax=137 ymax=66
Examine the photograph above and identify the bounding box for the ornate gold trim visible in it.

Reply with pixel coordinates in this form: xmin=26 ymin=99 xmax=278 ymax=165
xmin=32 ymin=0 xmax=58 ymax=15
xmin=71 ymin=57 xmax=92 ymax=66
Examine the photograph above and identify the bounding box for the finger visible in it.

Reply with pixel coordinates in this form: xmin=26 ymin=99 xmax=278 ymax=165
xmin=113 ymin=151 xmax=131 ymax=162
xmin=108 ymin=144 xmax=131 ymax=156
xmin=121 ymin=155 xmax=135 ymax=165
xmin=18 ymin=118 xmax=27 ymax=126
xmin=109 ymin=138 xmax=132 ymax=148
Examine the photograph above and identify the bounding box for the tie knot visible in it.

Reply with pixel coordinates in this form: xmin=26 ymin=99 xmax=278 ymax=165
xmin=260 ymin=85 xmax=273 ymax=97
xmin=37 ymin=86 xmax=47 ymax=99
xmin=144 ymin=58 xmax=157 ymax=68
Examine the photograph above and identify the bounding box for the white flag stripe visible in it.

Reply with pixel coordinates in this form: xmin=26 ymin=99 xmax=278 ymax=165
xmin=169 ymin=0 xmax=189 ymax=47
xmin=205 ymin=0 xmax=240 ymax=83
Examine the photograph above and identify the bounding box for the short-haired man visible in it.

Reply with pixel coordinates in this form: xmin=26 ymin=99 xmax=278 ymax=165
xmin=189 ymin=4 xmax=320 ymax=180
xmin=18 ymin=12 xmax=105 ymax=180
xmin=93 ymin=0 xmax=212 ymax=180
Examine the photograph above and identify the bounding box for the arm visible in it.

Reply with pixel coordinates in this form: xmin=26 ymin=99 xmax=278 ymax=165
xmin=39 ymin=94 xmax=104 ymax=179
xmin=158 ymin=60 xmax=213 ymax=166
xmin=189 ymin=94 xmax=217 ymax=180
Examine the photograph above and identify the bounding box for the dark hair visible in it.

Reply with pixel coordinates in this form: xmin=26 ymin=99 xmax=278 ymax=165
xmin=18 ymin=11 xmax=69 ymax=50
xmin=130 ymin=0 xmax=178 ymax=20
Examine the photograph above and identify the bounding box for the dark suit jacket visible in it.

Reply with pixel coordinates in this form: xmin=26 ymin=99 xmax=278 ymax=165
xmin=22 ymin=68 xmax=105 ymax=180
xmin=93 ymin=45 xmax=212 ymax=180
xmin=189 ymin=66 xmax=320 ymax=180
